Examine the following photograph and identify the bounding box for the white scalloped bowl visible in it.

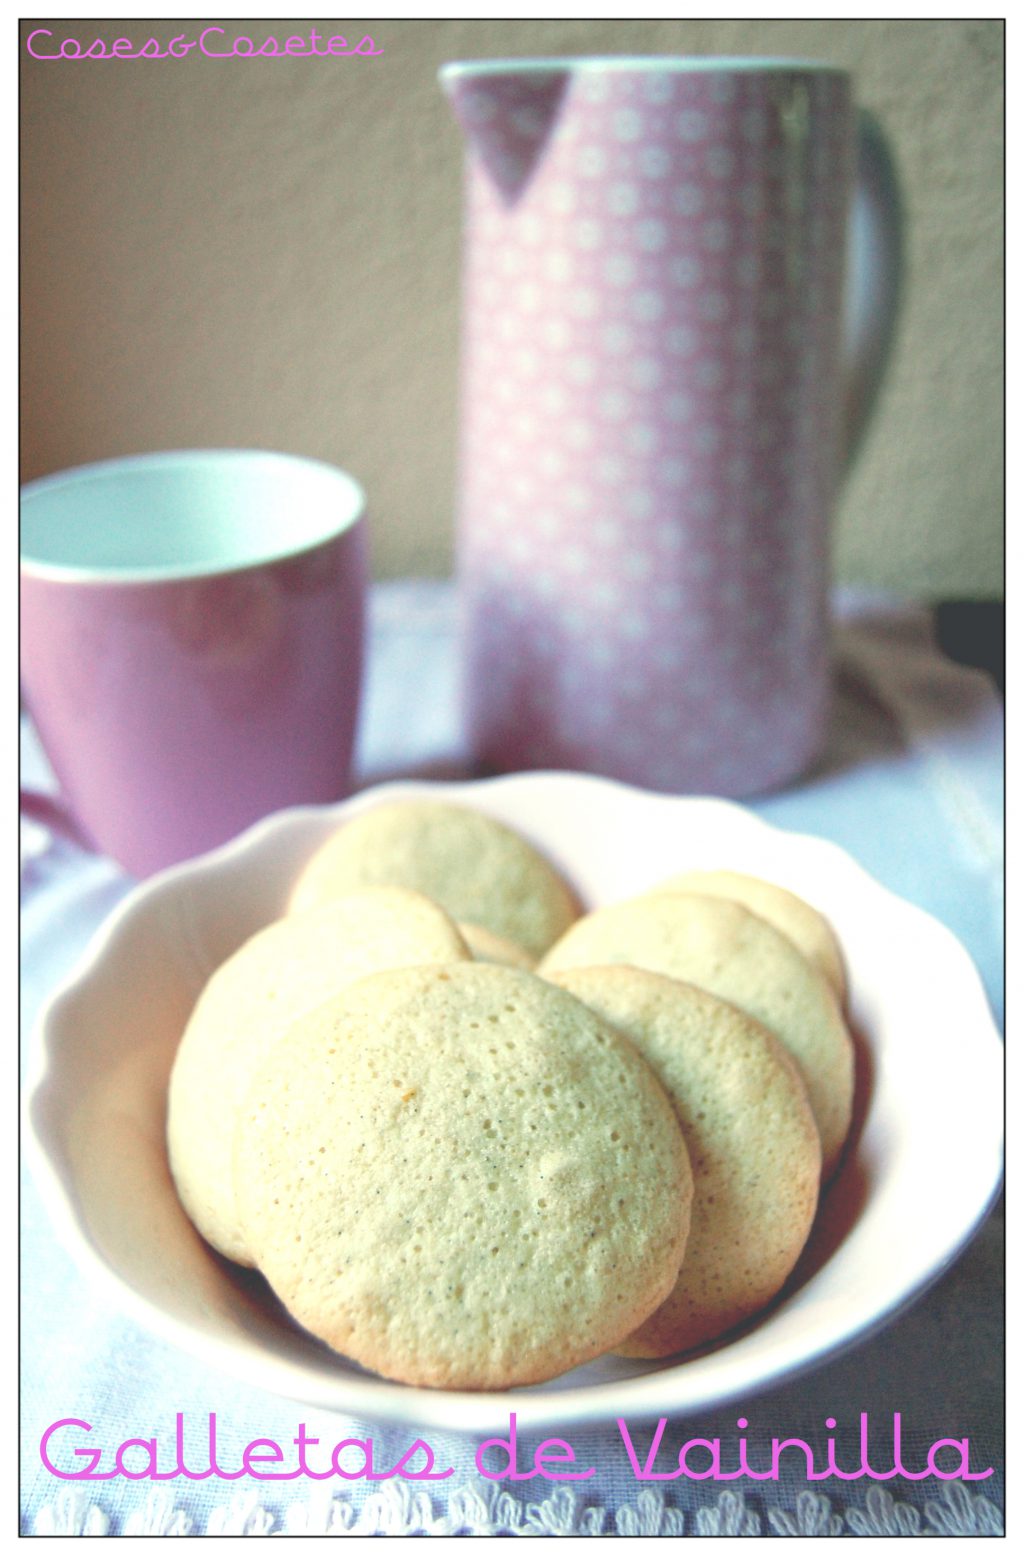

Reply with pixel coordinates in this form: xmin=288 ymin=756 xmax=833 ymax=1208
xmin=24 ymin=773 xmax=1003 ymax=1431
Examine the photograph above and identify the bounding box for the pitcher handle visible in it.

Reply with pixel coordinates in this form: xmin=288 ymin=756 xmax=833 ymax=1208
xmin=841 ymin=108 xmax=904 ymax=472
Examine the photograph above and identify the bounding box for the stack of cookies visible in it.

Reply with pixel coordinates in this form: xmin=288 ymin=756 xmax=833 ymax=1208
xmin=167 ymin=799 xmax=854 ymax=1390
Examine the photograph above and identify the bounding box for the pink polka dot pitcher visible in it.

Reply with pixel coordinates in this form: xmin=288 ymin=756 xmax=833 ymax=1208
xmin=441 ymin=57 xmax=901 ymax=795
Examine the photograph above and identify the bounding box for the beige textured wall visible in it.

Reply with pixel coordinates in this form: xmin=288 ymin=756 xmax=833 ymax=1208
xmin=20 ymin=18 xmax=1003 ymax=596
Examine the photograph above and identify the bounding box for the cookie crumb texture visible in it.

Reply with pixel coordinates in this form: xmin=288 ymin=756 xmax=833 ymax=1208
xmin=234 ymin=965 xmax=692 ymax=1391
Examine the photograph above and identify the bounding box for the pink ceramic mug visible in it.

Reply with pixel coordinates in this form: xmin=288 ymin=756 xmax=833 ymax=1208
xmin=20 ymin=450 xmax=367 ymax=876
xmin=442 ymin=57 xmax=901 ymax=795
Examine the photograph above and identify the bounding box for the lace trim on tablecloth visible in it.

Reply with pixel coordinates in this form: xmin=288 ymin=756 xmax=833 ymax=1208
xmin=32 ymin=1480 xmax=1004 ymax=1537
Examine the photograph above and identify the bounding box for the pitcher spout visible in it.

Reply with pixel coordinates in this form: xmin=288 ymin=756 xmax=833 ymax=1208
xmin=439 ymin=61 xmax=570 ymax=202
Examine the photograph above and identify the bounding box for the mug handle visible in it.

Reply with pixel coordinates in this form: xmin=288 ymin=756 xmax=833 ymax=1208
xmin=20 ymin=784 xmax=95 ymax=851
xmin=841 ymin=108 xmax=904 ymax=472
xmin=20 ymin=688 xmax=95 ymax=852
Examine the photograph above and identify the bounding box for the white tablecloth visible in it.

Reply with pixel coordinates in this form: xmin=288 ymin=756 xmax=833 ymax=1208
xmin=21 ymin=582 xmax=1004 ymax=1536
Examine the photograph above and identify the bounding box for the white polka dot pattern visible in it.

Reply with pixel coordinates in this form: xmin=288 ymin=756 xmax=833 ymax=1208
xmin=445 ymin=65 xmax=854 ymax=795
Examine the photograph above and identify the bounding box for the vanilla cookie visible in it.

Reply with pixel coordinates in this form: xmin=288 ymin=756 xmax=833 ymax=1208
xmin=539 ymin=893 xmax=853 ymax=1178
xmin=549 ymin=966 xmax=821 ymax=1355
xmin=653 ymin=869 xmax=847 ymax=1001
xmin=167 ymin=888 xmax=471 ymax=1264
xmin=288 ymin=800 xmax=579 ymax=959
xmin=234 ymin=964 xmax=693 ymax=1390
xmin=459 ymin=922 xmax=536 ymax=970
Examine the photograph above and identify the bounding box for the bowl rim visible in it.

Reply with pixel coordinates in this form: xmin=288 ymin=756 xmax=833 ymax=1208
xmin=24 ymin=771 xmax=1005 ymax=1431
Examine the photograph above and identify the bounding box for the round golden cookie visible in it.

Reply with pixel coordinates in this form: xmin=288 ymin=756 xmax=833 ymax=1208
xmin=652 ymin=869 xmax=847 ymax=1001
xmin=167 ymin=887 xmax=471 ymax=1264
xmin=288 ymin=800 xmax=579 ymax=959
xmin=234 ymin=964 xmax=693 ymax=1390
xmin=539 ymin=892 xmax=853 ymax=1179
xmin=459 ymin=921 xmax=536 ymax=970
xmin=549 ymin=966 xmax=821 ymax=1355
